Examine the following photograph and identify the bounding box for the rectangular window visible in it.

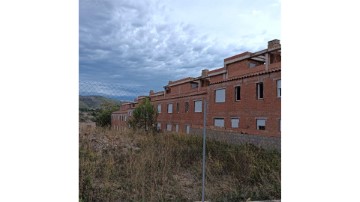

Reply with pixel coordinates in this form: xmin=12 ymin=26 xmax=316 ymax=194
xmin=256 ymin=82 xmax=264 ymax=99
xmin=185 ymin=102 xmax=189 ymax=112
xmin=235 ymin=86 xmax=241 ymax=101
xmin=191 ymin=82 xmax=198 ymax=89
xmin=176 ymin=102 xmax=179 ymax=113
xmin=231 ymin=118 xmax=239 ymax=128
xmin=215 ymin=88 xmax=225 ymax=103
xmin=248 ymin=62 xmax=256 ymax=68
xmin=167 ymin=103 xmax=173 ymax=113
xmin=277 ymin=79 xmax=281 ymax=97
xmin=185 ymin=125 xmax=190 ymax=134
xmin=157 ymin=104 xmax=161 ymax=113
xmin=166 ymin=124 xmax=172 ymax=131
xmin=165 ymin=87 xmax=171 ymax=94
xmin=175 ymin=124 xmax=179 ymax=132
xmin=214 ymin=118 xmax=224 ymax=127
xmin=256 ymin=119 xmax=266 ymax=130
xmin=194 ymin=100 xmax=202 ymax=112
xmin=157 ymin=123 xmax=161 ymax=130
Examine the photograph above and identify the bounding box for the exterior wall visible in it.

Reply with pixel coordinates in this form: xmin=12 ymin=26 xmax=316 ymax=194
xmin=111 ymin=102 xmax=135 ymax=130
xmin=151 ymin=81 xmax=207 ymax=133
xmin=227 ymin=60 xmax=266 ymax=79
xmin=207 ymin=70 xmax=281 ymax=137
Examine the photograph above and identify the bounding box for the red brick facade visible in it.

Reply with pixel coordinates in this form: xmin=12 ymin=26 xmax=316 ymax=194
xmin=112 ymin=39 xmax=281 ymax=138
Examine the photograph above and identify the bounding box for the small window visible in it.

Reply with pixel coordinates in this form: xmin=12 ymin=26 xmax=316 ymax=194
xmin=248 ymin=62 xmax=257 ymax=68
xmin=157 ymin=123 xmax=161 ymax=130
xmin=185 ymin=102 xmax=189 ymax=112
xmin=194 ymin=100 xmax=202 ymax=112
xmin=191 ymin=82 xmax=199 ymax=89
xmin=256 ymin=82 xmax=264 ymax=99
xmin=166 ymin=124 xmax=172 ymax=131
xmin=256 ymin=119 xmax=266 ymax=130
xmin=167 ymin=103 xmax=173 ymax=113
xmin=277 ymin=80 xmax=281 ymax=97
xmin=165 ymin=87 xmax=171 ymax=94
xmin=157 ymin=104 xmax=161 ymax=113
xmin=185 ymin=125 xmax=190 ymax=134
xmin=175 ymin=124 xmax=179 ymax=132
xmin=214 ymin=118 xmax=224 ymax=127
xmin=231 ymin=118 xmax=239 ymax=128
xmin=176 ymin=102 xmax=179 ymax=113
xmin=215 ymin=89 xmax=225 ymax=103
xmin=235 ymin=86 xmax=241 ymax=101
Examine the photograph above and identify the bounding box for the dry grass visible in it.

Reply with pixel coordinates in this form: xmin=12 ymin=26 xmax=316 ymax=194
xmin=79 ymin=127 xmax=281 ymax=201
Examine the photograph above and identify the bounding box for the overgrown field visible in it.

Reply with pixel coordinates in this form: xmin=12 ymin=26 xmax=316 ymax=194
xmin=79 ymin=127 xmax=281 ymax=201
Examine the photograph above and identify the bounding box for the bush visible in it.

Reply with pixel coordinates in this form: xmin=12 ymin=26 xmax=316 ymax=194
xmin=94 ymin=102 xmax=119 ymax=127
xmin=128 ymin=98 xmax=158 ymax=133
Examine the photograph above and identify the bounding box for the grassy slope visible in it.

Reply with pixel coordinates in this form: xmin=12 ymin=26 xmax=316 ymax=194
xmin=79 ymin=95 xmax=122 ymax=110
xmin=79 ymin=127 xmax=281 ymax=201
xmin=79 ymin=95 xmax=122 ymax=122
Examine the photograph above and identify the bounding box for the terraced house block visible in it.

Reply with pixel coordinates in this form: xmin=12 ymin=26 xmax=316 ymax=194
xmin=112 ymin=39 xmax=281 ymax=150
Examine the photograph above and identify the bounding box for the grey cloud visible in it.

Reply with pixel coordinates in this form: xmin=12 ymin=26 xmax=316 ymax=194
xmin=79 ymin=0 xmax=250 ymax=99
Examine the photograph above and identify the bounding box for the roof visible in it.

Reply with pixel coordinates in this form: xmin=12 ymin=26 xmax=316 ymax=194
xmin=210 ymin=68 xmax=281 ymax=85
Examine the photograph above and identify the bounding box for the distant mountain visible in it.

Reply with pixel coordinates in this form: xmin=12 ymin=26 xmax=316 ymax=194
xmin=79 ymin=95 xmax=122 ymax=110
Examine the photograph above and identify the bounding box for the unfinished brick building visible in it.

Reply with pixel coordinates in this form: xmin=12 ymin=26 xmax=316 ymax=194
xmin=112 ymin=39 xmax=281 ymax=149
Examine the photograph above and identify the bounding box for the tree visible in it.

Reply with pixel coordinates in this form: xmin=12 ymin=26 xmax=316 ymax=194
xmin=128 ymin=98 xmax=158 ymax=133
xmin=94 ymin=101 xmax=120 ymax=128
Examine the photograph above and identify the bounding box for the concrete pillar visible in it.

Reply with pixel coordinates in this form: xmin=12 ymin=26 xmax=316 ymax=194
xmin=265 ymin=53 xmax=269 ymax=71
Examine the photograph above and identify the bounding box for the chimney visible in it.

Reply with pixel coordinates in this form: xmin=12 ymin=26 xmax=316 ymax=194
xmin=268 ymin=39 xmax=280 ymax=50
xmin=201 ymin=69 xmax=209 ymax=77
xmin=149 ymin=90 xmax=154 ymax=95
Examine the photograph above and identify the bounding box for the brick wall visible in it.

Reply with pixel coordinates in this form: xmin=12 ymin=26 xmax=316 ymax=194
xmin=190 ymin=128 xmax=281 ymax=151
xmin=208 ymin=70 xmax=281 ymax=137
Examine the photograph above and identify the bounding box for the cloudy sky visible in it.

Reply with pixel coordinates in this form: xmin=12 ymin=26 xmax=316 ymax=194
xmin=79 ymin=0 xmax=280 ymax=100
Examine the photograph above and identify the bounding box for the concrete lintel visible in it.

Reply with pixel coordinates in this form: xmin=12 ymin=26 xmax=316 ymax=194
xmin=224 ymin=47 xmax=281 ymax=66
xmin=208 ymin=70 xmax=227 ymax=77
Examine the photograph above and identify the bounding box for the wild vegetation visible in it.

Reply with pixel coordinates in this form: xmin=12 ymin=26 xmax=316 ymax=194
xmin=79 ymin=95 xmax=121 ymax=126
xmin=79 ymin=127 xmax=281 ymax=201
xmin=128 ymin=98 xmax=158 ymax=133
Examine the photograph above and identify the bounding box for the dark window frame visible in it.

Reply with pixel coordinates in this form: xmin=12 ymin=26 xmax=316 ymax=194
xmin=256 ymin=82 xmax=264 ymax=99
xmin=235 ymin=86 xmax=241 ymax=101
xmin=185 ymin=101 xmax=189 ymax=113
